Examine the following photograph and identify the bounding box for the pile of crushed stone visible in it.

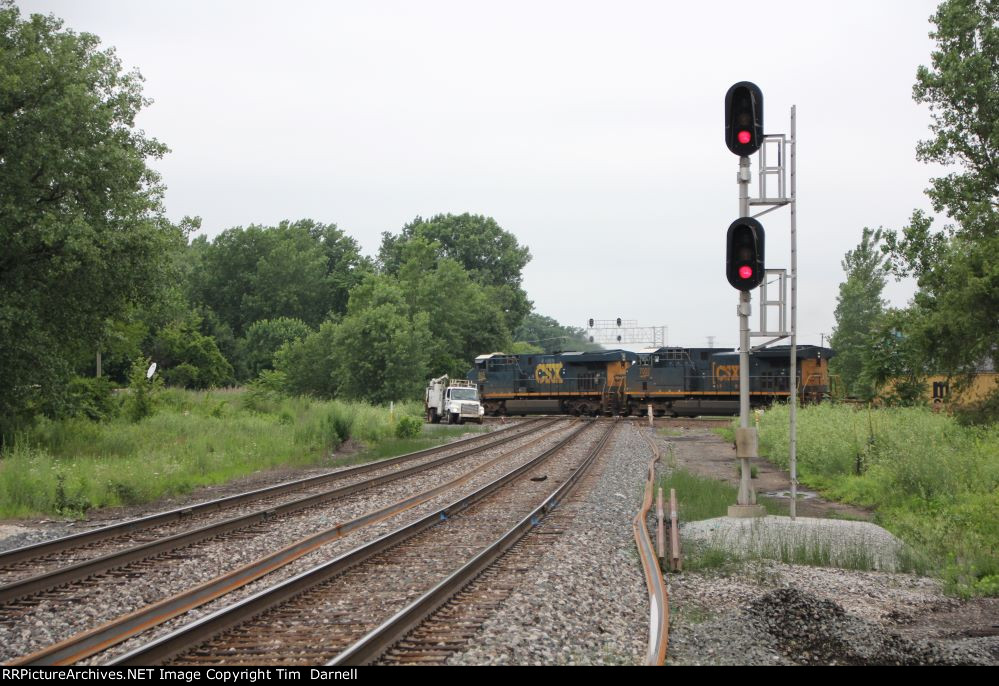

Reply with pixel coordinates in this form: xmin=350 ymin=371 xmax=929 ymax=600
xmin=745 ymin=588 xmax=988 ymax=666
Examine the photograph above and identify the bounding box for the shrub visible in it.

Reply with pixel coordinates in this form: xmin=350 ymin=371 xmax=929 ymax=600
xmin=164 ymin=363 xmax=200 ymax=389
xmin=63 ymin=376 xmax=119 ymax=422
xmin=329 ymin=407 xmax=355 ymax=445
xmin=955 ymin=387 xmax=999 ymax=427
xmin=395 ymin=415 xmax=422 ymax=439
xmin=241 ymin=317 xmax=313 ymax=379
xmin=150 ymin=319 xmax=235 ymax=389
xmin=243 ymin=372 xmax=287 ymax=414
xmin=122 ymin=358 xmax=163 ymax=422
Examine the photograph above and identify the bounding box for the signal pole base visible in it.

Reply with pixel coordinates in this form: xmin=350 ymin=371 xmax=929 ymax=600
xmin=727 ymin=504 xmax=767 ymax=518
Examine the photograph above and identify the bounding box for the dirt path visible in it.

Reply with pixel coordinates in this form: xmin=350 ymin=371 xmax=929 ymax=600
xmin=658 ymin=424 xmax=873 ymax=521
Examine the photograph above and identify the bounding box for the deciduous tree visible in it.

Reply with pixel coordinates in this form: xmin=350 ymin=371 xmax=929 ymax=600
xmin=513 ymin=313 xmax=602 ymax=353
xmin=0 ymin=3 xmax=179 ymax=437
xmin=883 ymin=0 xmax=998 ymax=398
xmin=378 ymin=213 xmax=532 ymax=332
xmin=241 ymin=317 xmax=313 ymax=380
xmin=334 ymin=277 xmax=431 ymax=403
xmin=188 ymin=220 xmax=370 ymax=337
xmin=829 ymin=228 xmax=888 ymax=399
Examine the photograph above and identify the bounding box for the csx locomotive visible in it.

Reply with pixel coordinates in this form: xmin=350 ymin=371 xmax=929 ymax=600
xmin=469 ymin=345 xmax=833 ymax=417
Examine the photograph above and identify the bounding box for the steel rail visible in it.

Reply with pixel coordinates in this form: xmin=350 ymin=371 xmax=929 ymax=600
xmin=0 ymin=419 xmax=538 ymax=568
xmin=0 ymin=419 xmax=555 ymax=604
xmin=633 ymin=424 xmax=670 ymax=665
xmin=328 ymin=420 xmax=618 ymax=666
xmin=11 ymin=420 xmax=575 ymax=666
xmin=110 ymin=420 xmax=598 ymax=666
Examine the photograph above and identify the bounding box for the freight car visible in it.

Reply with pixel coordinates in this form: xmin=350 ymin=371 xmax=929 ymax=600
xmin=468 ymin=345 xmax=833 ymax=417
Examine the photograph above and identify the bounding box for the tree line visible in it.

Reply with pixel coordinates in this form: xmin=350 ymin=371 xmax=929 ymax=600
xmin=0 ymin=2 xmax=598 ymax=440
xmin=830 ymin=0 xmax=997 ymax=422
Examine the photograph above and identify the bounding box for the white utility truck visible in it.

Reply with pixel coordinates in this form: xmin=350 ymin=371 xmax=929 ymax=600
xmin=425 ymin=376 xmax=484 ymax=424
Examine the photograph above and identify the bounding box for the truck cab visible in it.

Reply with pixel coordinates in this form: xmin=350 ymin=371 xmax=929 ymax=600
xmin=425 ymin=376 xmax=485 ymax=424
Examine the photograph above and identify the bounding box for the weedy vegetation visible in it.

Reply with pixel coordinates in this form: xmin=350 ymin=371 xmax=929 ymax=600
xmin=751 ymin=403 xmax=998 ymax=596
xmin=0 ymin=388 xmax=482 ymax=518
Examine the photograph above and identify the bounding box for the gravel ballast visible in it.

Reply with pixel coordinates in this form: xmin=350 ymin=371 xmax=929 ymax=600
xmin=448 ymin=422 xmax=654 ymax=665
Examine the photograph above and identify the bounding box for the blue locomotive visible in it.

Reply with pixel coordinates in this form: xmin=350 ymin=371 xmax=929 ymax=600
xmin=468 ymin=345 xmax=833 ymax=417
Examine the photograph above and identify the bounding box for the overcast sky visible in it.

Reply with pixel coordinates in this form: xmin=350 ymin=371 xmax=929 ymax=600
xmin=21 ymin=0 xmax=946 ymax=350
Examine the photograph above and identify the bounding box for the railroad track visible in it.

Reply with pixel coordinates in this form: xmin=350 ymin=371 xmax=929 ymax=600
xmin=0 ymin=419 xmax=549 ymax=602
xmin=374 ymin=440 xmax=611 ymax=665
xmin=106 ymin=419 xmax=615 ymax=666
xmin=0 ymin=420 xmax=541 ymax=577
xmin=5 ymin=419 xmax=577 ymax=665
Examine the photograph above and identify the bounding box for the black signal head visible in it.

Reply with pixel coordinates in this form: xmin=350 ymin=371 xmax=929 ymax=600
xmin=725 ymin=81 xmax=764 ymax=156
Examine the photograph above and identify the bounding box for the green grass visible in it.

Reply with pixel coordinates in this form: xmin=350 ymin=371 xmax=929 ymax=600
xmin=0 ymin=389 xmax=482 ymax=518
xmin=734 ymin=464 xmax=759 ymax=479
xmin=657 ymin=467 xmax=785 ymax=523
xmin=751 ymin=402 xmax=999 ymax=596
xmin=713 ymin=426 xmax=736 ymax=443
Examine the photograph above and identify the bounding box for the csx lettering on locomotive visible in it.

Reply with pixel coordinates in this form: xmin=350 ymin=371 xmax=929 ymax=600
xmin=534 ymin=362 xmax=564 ymax=384
xmin=470 ymin=345 xmax=833 ymax=417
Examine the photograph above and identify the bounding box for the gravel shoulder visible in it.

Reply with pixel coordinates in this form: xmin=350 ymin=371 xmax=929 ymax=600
xmin=659 ymin=428 xmax=999 ymax=666
xmin=667 ymin=561 xmax=999 ymax=665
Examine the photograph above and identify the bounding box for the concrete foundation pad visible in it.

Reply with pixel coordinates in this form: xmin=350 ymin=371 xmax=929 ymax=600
xmin=683 ymin=515 xmax=907 ymax=571
xmin=727 ymin=504 xmax=767 ymax=518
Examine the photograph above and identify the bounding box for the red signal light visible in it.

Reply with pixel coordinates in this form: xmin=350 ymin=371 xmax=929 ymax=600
xmin=737 ymin=130 xmax=751 ymax=145
xmin=738 ymin=265 xmax=753 ymax=280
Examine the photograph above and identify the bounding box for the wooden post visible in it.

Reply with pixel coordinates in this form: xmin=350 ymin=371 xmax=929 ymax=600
xmin=669 ymin=488 xmax=682 ymax=572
